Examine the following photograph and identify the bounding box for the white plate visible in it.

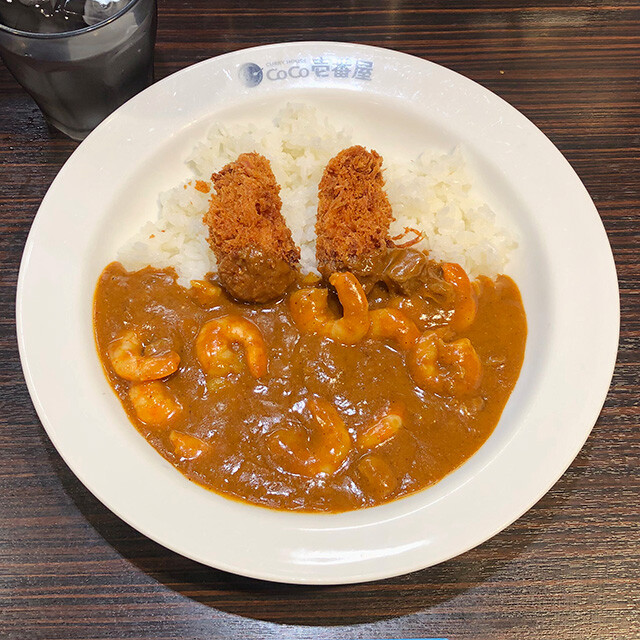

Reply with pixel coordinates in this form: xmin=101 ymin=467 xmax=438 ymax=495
xmin=17 ymin=42 xmax=619 ymax=584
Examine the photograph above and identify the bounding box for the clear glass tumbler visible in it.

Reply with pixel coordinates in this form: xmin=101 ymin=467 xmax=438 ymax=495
xmin=0 ymin=0 xmax=157 ymax=140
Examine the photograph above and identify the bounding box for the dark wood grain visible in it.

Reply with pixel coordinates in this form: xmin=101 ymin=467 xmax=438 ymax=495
xmin=1 ymin=2 xmax=639 ymax=639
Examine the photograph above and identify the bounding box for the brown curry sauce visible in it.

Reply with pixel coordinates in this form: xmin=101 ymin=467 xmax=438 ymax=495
xmin=93 ymin=256 xmax=526 ymax=512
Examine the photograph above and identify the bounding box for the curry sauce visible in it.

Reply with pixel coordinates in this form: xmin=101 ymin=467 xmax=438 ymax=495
xmin=94 ymin=257 xmax=526 ymax=512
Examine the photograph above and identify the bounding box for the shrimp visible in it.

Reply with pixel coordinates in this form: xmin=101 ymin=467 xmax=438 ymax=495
xmin=357 ymin=402 xmax=405 ymax=449
xmin=196 ymin=315 xmax=267 ymax=379
xmin=268 ymin=397 xmax=352 ymax=477
xmin=129 ymin=381 xmax=182 ymax=426
xmin=108 ymin=329 xmax=180 ymax=382
xmin=408 ymin=331 xmax=482 ymax=396
xmin=367 ymin=308 xmax=421 ymax=350
xmin=356 ymin=454 xmax=397 ymax=501
xmin=169 ymin=430 xmax=209 ymax=461
xmin=189 ymin=280 xmax=222 ymax=306
xmin=289 ymin=271 xmax=369 ymax=344
xmin=442 ymin=262 xmax=477 ymax=333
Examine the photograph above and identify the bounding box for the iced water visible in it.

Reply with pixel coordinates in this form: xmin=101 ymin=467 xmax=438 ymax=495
xmin=0 ymin=0 xmax=156 ymax=139
xmin=0 ymin=0 xmax=130 ymax=33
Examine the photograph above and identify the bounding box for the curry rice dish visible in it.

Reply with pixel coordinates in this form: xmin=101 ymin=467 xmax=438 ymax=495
xmin=94 ymin=146 xmax=527 ymax=512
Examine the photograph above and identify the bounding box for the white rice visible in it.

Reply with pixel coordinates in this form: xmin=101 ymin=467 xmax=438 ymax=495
xmin=118 ymin=103 xmax=517 ymax=286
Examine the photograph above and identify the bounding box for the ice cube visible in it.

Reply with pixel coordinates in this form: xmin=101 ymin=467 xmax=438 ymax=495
xmin=82 ymin=0 xmax=127 ymax=26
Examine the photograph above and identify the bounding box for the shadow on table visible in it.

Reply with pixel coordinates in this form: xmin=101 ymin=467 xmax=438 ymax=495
xmin=43 ymin=431 xmax=589 ymax=626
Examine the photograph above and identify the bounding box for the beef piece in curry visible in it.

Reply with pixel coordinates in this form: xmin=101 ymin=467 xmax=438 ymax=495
xmin=93 ymin=251 xmax=527 ymax=513
xmin=203 ymin=152 xmax=300 ymax=303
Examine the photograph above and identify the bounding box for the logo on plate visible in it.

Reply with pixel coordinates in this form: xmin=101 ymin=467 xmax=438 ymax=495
xmin=238 ymin=58 xmax=375 ymax=88
xmin=239 ymin=62 xmax=264 ymax=87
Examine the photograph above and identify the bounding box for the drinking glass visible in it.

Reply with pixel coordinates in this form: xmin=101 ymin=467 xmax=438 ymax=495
xmin=0 ymin=0 xmax=157 ymax=140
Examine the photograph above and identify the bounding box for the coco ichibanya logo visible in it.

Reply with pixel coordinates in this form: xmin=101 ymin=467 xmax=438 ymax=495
xmin=238 ymin=57 xmax=374 ymax=87
xmin=238 ymin=62 xmax=264 ymax=87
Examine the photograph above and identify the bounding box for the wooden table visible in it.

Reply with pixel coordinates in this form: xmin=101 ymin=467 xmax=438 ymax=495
xmin=1 ymin=2 xmax=638 ymax=638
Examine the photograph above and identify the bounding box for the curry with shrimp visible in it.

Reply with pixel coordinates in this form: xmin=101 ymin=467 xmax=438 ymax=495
xmin=93 ymin=248 xmax=526 ymax=512
xmin=94 ymin=146 xmax=526 ymax=512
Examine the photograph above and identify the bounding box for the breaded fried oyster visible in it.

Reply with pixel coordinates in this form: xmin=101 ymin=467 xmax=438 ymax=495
xmin=316 ymin=145 xmax=393 ymax=282
xmin=204 ymin=152 xmax=300 ymax=302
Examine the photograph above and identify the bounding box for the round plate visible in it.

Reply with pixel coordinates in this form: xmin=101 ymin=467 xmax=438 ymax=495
xmin=17 ymin=42 xmax=619 ymax=584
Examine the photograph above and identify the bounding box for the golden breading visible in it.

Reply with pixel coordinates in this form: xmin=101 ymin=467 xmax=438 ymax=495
xmin=205 ymin=152 xmax=300 ymax=266
xmin=316 ymin=145 xmax=393 ymax=279
xmin=204 ymin=152 xmax=300 ymax=302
